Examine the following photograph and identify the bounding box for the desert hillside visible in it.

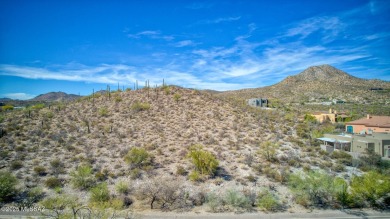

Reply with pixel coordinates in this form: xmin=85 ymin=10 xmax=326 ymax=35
xmin=219 ymin=65 xmax=390 ymax=104
xmin=0 ymin=85 xmax=389 ymax=217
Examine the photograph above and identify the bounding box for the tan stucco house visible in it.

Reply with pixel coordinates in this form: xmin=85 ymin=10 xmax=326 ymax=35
xmin=345 ymin=115 xmax=390 ymax=134
xmin=317 ymin=133 xmax=390 ymax=159
xmin=311 ymin=108 xmax=350 ymax=123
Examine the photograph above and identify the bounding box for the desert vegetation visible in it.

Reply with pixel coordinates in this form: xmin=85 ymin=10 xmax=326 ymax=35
xmin=0 ymin=84 xmax=389 ymax=218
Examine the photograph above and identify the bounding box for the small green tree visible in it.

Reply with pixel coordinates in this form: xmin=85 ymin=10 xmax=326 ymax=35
xmin=0 ymin=171 xmax=18 ymax=202
xmin=258 ymin=141 xmax=278 ymax=161
xmin=288 ymin=170 xmax=345 ymax=207
xmin=40 ymin=195 xmax=89 ymax=219
xmin=70 ymin=165 xmax=95 ymax=190
xmin=124 ymin=147 xmax=151 ymax=169
xmin=187 ymin=144 xmax=219 ymax=176
xmin=90 ymin=183 xmax=110 ymax=204
xmin=350 ymin=171 xmax=390 ymax=208
xmin=257 ymin=189 xmax=280 ymax=212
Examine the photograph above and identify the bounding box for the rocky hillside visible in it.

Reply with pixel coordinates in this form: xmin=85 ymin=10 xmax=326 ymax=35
xmin=219 ymin=64 xmax=390 ymax=104
xmin=0 ymin=86 xmax=360 ymax=210
xmin=30 ymin=91 xmax=81 ymax=102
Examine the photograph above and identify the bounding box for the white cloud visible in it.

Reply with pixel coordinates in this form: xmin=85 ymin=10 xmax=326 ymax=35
xmin=173 ymin=40 xmax=197 ymax=47
xmin=127 ymin=30 xmax=174 ymax=41
xmin=210 ymin=16 xmax=241 ymax=24
xmin=284 ymin=16 xmax=344 ymax=43
xmin=2 ymin=93 xmax=36 ymax=100
xmin=235 ymin=23 xmax=257 ymax=41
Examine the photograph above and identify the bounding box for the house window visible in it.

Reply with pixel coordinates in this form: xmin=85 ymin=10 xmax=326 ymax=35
xmin=386 ymin=146 xmax=390 ymax=158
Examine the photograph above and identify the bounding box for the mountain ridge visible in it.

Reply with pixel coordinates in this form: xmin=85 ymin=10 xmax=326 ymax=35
xmin=219 ymin=64 xmax=390 ymax=104
xmin=29 ymin=91 xmax=81 ymax=102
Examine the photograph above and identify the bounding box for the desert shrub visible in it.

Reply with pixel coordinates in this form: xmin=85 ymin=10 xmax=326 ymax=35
xmin=115 ymin=96 xmax=122 ymax=102
xmin=257 ymin=189 xmax=280 ymax=212
xmin=10 ymin=160 xmax=23 ymax=170
xmin=115 ymin=181 xmax=129 ymax=195
xmin=40 ymin=195 xmax=83 ymax=219
xmin=258 ymin=141 xmax=279 ymax=161
xmin=331 ymin=150 xmax=352 ymax=166
xmin=188 ymin=170 xmax=203 ymax=182
xmin=25 ymin=187 xmax=45 ymax=205
xmin=176 ymin=165 xmax=187 ymax=176
xmin=98 ymin=107 xmax=109 ymax=117
xmin=45 ymin=177 xmax=62 ymax=189
xmin=131 ymin=101 xmax=150 ymax=112
xmin=224 ymin=189 xmax=252 ymax=210
xmin=359 ymin=148 xmax=382 ymax=171
xmin=2 ymin=105 xmax=14 ymax=111
xmin=245 ymin=174 xmax=257 ymax=183
xmin=90 ymin=183 xmax=110 ymax=204
xmin=206 ymin=192 xmax=223 ymax=212
xmin=173 ymin=93 xmax=181 ymax=103
xmin=124 ymin=147 xmax=151 ymax=169
xmin=95 ymin=169 xmax=109 ymax=181
xmin=288 ymin=170 xmax=346 ymax=208
xmin=187 ymin=144 xmax=219 ymax=176
xmin=70 ymin=165 xmax=95 ymax=190
xmin=50 ymin=159 xmax=64 ymax=175
xmin=332 ymin=163 xmax=345 ymax=172
xmin=350 ymin=171 xmax=390 ymax=209
xmin=130 ymin=168 xmax=142 ymax=179
xmin=33 ymin=166 xmax=47 ymax=176
xmin=0 ymin=171 xmax=18 ymax=202
xmin=137 ymin=177 xmax=185 ymax=210
xmin=31 ymin=103 xmax=45 ymax=110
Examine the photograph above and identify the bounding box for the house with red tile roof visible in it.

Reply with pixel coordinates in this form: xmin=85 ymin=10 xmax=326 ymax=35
xmin=345 ymin=115 xmax=390 ymax=134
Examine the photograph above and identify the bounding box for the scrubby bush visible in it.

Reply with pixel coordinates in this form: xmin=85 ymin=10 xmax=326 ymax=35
xmin=224 ymin=189 xmax=252 ymax=210
xmin=206 ymin=192 xmax=223 ymax=212
xmin=10 ymin=160 xmax=23 ymax=170
xmin=331 ymin=150 xmax=352 ymax=166
xmin=124 ymin=147 xmax=152 ymax=169
xmin=350 ymin=171 xmax=390 ymax=209
xmin=173 ymin=93 xmax=181 ymax=103
xmin=0 ymin=171 xmax=18 ymax=202
xmin=2 ymin=104 xmax=14 ymax=111
xmin=258 ymin=141 xmax=279 ymax=161
xmin=70 ymin=165 xmax=95 ymax=190
xmin=176 ymin=165 xmax=187 ymax=176
xmin=31 ymin=103 xmax=45 ymax=110
xmin=288 ymin=170 xmax=347 ymax=208
xmin=45 ymin=177 xmax=63 ymax=189
xmin=90 ymin=183 xmax=110 ymax=204
xmin=257 ymin=189 xmax=280 ymax=212
xmin=136 ymin=177 xmax=186 ymax=210
xmin=50 ymin=159 xmax=65 ymax=175
xmin=115 ymin=181 xmax=129 ymax=195
xmin=131 ymin=101 xmax=150 ymax=112
xmin=98 ymin=107 xmax=109 ymax=117
xmin=189 ymin=170 xmax=202 ymax=182
xmin=187 ymin=144 xmax=219 ymax=177
xmin=33 ymin=166 xmax=47 ymax=176
xmin=40 ymin=195 xmax=85 ymax=219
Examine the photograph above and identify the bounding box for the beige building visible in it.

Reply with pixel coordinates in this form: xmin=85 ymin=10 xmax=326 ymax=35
xmin=345 ymin=115 xmax=390 ymax=134
xmin=311 ymin=108 xmax=350 ymax=123
xmin=318 ymin=133 xmax=390 ymax=159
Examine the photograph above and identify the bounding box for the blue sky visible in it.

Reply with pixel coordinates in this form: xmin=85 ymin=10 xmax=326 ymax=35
xmin=0 ymin=0 xmax=389 ymax=99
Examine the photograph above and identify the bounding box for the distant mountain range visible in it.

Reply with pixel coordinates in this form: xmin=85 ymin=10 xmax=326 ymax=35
xmin=219 ymin=64 xmax=390 ymax=104
xmin=29 ymin=92 xmax=81 ymax=102
xmin=0 ymin=92 xmax=81 ymax=106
